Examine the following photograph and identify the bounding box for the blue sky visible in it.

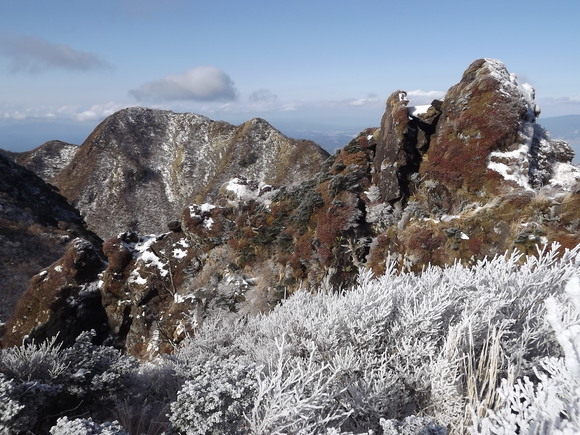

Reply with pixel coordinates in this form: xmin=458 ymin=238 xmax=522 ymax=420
xmin=1 ymin=0 xmax=579 ymax=151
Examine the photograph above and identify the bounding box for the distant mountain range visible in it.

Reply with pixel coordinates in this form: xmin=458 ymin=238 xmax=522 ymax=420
xmin=540 ymin=115 xmax=580 ymax=162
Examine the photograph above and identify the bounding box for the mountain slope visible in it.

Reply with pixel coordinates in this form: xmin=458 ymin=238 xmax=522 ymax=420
xmin=14 ymin=140 xmax=79 ymax=181
xmin=50 ymin=108 xmax=330 ymax=239
xmin=0 ymin=152 xmax=100 ymax=324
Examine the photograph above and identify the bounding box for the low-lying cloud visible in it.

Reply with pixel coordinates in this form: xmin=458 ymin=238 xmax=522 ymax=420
xmin=406 ymin=89 xmax=446 ymax=104
xmin=0 ymin=34 xmax=109 ymax=73
xmin=73 ymin=102 xmax=129 ymax=122
xmin=249 ymin=89 xmax=278 ymax=104
xmin=130 ymin=66 xmax=238 ymax=102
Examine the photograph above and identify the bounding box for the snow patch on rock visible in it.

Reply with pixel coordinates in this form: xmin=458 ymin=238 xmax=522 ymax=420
xmin=122 ymin=234 xmax=169 ymax=278
xmin=488 ymin=144 xmax=532 ymax=190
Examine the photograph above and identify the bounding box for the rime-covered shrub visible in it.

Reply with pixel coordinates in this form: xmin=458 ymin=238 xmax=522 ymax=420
xmin=0 ymin=331 xmax=138 ymax=433
xmin=169 ymin=356 xmax=259 ymax=434
xmin=49 ymin=417 xmax=127 ymax=435
xmin=248 ymin=336 xmax=350 ymax=434
xmin=380 ymin=415 xmax=447 ymax=435
xmin=469 ymin=275 xmax=580 ymax=433
xmin=173 ymin=243 xmax=579 ymax=433
xmin=0 ymin=374 xmax=25 ymax=433
xmin=0 ymin=335 xmax=68 ymax=382
xmin=58 ymin=330 xmax=138 ymax=402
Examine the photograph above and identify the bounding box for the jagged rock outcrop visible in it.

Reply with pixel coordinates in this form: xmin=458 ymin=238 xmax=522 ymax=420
xmin=4 ymin=59 xmax=579 ymax=359
xmin=50 ymin=108 xmax=330 ymax=239
xmin=418 ymin=58 xmax=577 ymax=210
xmin=0 ymin=152 xmax=100 ymax=325
xmin=14 ymin=140 xmax=79 ymax=181
xmin=373 ymin=91 xmax=441 ymax=203
xmin=367 ymin=58 xmax=580 ymax=268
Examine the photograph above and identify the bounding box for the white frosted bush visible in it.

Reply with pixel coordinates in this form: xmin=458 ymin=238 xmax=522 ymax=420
xmin=169 ymin=357 xmax=258 ymax=434
xmin=173 ymin=243 xmax=580 ymax=433
xmin=0 ymin=335 xmax=68 ymax=382
xmin=49 ymin=417 xmax=127 ymax=435
xmin=470 ymin=274 xmax=580 ymax=433
xmin=248 ymin=335 xmax=351 ymax=434
xmin=380 ymin=415 xmax=447 ymax=435
xmin=0 ymin=374 xmax=25 ymax=433
xmin=0 ymin=330 xmax=139 ymax=433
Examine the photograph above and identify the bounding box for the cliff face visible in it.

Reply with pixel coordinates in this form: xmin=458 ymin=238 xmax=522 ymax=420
xmin=3 ymin=59 xmax=579 ymax=359
xmin=50 ymin=108 xmax=330 ymax=239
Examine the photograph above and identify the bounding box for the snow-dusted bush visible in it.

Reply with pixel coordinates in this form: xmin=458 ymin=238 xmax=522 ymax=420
xmin=172 ymin=243 xmax=579 ymax=433
xmin=469 ymin=274 xmax=580 ymax=433
xmin=0 ymin=335 xmax=68 ymax=382
xmin=0 ymin=331 xmax=138 ymax=433
xmin=0 ymin=374 xmax=25 ymax=433
xmin=380 ymin=415 xmax=447 ymax=435
xmin=247 ymin=335 xmax=351 ymax=434
xmin=49 ymin=417 xmax=127 ymax=435
xmin=169 ymin=356 xmax=259 ymax=434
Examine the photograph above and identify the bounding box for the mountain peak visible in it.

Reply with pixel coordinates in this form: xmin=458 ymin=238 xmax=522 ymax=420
xmin=48 ymin=110 xmax=329 ymax=239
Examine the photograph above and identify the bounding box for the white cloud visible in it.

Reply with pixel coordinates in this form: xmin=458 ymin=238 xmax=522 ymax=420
xmin=541 ymin=96 xmax=580 ymax=105
xmin=72 ymin=102 xmax=130 ymax=121
xmin=130 ymin=66 xmax=238 ymax=102
xmin=0 ymin=34 xmax=110 ymax=73
xmin=346 ymin=93 xmax=381 ymax=107
xmin=2 ymin=108 xmax=57 ymax=120
xmin=405 ymin=89 xmax=445 ymax=104
xmin=1 ymin=101 xmax=131 ymax=123
xmin=249 ymin=89 xmax=278 ymax=104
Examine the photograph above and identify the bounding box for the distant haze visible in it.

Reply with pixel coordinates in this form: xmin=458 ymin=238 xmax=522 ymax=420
xmin=0 ymin=114 xmax=369 ymax=154
xmin=2 ymin=113 xmax=578 ymax=163
xmin=540 ymin=115 xmax=580 ymax=163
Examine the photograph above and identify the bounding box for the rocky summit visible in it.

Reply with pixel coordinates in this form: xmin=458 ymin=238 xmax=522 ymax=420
xmin=2 ymin=59 xmax=579 ymax=359
xmin=48 ymin=108 xmax=330 ymax=240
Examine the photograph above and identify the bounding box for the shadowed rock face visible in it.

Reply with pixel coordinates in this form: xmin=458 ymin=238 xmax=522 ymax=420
xmin=3 ymin=59 xmax=579 ymax=359
xmin=0 ymin=152 xmax=99 ymax=324
xmin=50 ymin=108 xmax=330 ymax=240
xmin=373 ymin=91 xmax=442 ymax=204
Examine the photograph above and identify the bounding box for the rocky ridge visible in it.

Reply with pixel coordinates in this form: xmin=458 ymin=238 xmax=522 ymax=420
xmin=2 ymin=59 xmax=579 ymax=359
